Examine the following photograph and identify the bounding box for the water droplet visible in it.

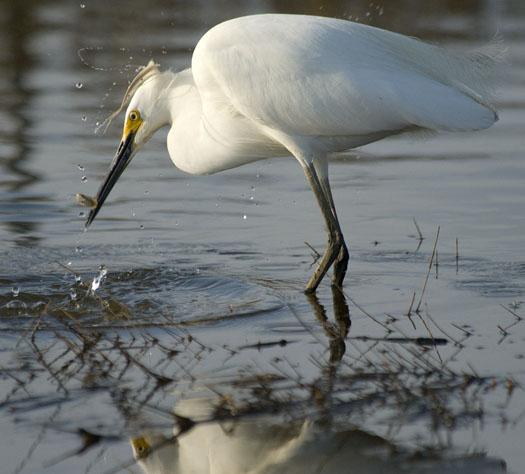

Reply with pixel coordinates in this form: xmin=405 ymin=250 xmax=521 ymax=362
xmin=80 ymin=3 xmax=86 ymax=8
xmin=242 ymin=214 xmax=247 ymax=220
xmin=95 ymin=121 xmax=100 ymax=127
xmin=67 ymin=261 xmax=72 ymax=266
xmin=90 ymin=265 xmax=107 ymax=293
xmin=81 ymin=115 xmax=87 ymax=122
xmin=78 ymin=164 xmax=85 ymax=171
xmin=249 ymin=196 xmax=254 ymax=201
xmin=11 ymin=286 xmax=19 ymax=297
xmin=81 ymin=176 xmax=87 ymax=183
xmin=75 ymin=82 xmax=83 ymax=89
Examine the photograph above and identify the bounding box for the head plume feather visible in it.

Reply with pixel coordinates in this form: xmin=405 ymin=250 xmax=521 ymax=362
xmin=96 ymin=60 xmax=160 ymax=134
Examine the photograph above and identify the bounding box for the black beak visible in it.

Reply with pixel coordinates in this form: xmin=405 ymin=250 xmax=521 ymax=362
xmin=85 ymin=132 xmax=135 ymax=228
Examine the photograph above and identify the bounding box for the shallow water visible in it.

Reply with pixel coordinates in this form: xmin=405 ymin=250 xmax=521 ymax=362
xmin=1 ymin=1 xmax=524 ymax=473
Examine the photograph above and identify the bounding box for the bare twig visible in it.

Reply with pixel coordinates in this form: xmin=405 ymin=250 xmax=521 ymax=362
xmin=415 ymin=226 xmax=440 ymax=313
xmin=413 ymin=217 xmax=424 ymax=241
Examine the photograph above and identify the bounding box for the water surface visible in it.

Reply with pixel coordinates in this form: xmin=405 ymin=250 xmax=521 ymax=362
xmin=0 ymin=1 xmax=524 ymax=473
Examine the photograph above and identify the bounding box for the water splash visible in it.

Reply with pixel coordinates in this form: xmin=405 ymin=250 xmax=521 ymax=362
xmin=70 ymin=288 xmax=77 ymax=301
xmin=90 ymin=265 xmax=108 ymax=293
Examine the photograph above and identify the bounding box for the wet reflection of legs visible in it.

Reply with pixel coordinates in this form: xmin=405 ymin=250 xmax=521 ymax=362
xmin=306 ymin=287 xmax=351 ymax=426
xmin=306 ymin=287 xmax=351 ymax=365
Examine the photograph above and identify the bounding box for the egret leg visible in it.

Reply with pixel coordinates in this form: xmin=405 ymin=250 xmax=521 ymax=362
xmin=320 ymin=177 xmax=349 ymax=288
xmin=302 ymin=162 xmax=346 ymax=293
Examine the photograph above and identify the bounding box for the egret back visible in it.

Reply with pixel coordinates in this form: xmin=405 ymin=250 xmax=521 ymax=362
xmin=192 ymin=14 xmax=502 ymax=142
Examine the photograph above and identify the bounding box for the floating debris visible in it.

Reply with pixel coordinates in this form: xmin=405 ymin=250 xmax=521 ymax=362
xmin=75 ymin=193 xmax=97 ymax=208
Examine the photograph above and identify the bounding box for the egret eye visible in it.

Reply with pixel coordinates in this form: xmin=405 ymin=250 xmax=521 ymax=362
xmin=129 ymin=110 xmax=140 ymax=121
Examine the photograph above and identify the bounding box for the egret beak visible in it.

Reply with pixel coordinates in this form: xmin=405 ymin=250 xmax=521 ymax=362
xmin=85 ymin=132 xmax=136 ymax=228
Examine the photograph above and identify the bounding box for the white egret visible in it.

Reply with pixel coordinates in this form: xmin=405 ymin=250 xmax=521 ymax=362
xmin=85 ymin=14 xmax=501 ymax=293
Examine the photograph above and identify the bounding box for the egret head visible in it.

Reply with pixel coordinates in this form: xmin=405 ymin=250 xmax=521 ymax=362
xmin=85 ymin=61 xmax=172 ymax=227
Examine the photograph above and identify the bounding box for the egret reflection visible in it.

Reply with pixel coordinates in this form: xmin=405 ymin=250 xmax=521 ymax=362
xmin=130 ymin=398 xmax=506 ymax=474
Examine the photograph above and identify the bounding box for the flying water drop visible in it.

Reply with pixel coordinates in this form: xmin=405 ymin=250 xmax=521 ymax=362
xmin=90 ymin=265 xmax=107 ymax=293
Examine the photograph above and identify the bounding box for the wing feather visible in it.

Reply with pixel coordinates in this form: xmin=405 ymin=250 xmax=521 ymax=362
xmin=192 ymin=15 xmax=498 ymax=139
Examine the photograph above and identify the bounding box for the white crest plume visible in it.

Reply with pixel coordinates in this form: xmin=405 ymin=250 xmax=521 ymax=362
xmin=96 ymin=60 xmax=160 ymax=134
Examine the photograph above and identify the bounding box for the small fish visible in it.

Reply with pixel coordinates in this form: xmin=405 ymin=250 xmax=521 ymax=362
xmin=75 ymin=193 xmax=97 ymax=208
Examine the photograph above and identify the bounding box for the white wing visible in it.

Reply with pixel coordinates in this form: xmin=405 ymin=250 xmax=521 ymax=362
xmin=192 ymin=14 xmax=498 ymax=140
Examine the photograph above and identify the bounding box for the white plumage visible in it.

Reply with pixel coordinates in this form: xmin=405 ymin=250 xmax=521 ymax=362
xmin=193 ymin=15 xmax=498 ymax=139
xmin=87 ymin=14 xmax=502 ymax=292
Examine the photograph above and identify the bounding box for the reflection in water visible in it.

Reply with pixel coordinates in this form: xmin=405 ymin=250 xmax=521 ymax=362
xmin=307 ymin=287 xmax=351 ymax=365
xmin=127 ymin=290 xmax=505 ymax=474
xmin=0 ymin=1 xmax=41 ymax=245
xmin=130 ymin=400 xmax=506 ymax=474
xmin=0 ymin=267 xmax=517 ymax=473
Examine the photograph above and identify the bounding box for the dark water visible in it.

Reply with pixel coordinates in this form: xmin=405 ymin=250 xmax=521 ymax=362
xmin=0 ymin=1 xmax=524 ymax=473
